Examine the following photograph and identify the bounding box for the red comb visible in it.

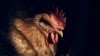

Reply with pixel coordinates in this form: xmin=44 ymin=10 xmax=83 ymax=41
xmin=49 ymin=7 xmax=66 ymax=24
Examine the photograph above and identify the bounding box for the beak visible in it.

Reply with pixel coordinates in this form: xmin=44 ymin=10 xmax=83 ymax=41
xmin=55 ymin=30 xmax=63 ymax=38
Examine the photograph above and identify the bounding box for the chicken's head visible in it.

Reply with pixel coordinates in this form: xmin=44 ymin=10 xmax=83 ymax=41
xmin=33 ymin=8 xmax=66 ymax=45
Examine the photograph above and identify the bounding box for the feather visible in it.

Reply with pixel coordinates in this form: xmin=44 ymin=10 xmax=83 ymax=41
xmin=9 ymin=8 xmax=66 ymax=56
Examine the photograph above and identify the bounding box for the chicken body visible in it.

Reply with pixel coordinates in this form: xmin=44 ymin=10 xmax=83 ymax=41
xmin=10 ymin=13 xmax=56 ymax=56
xmin=9 ymin=8 xmax=66 ymax=56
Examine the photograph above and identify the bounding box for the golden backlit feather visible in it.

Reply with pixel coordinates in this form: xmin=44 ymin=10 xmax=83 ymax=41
xmin=9 ymin=8 xmax=66 ymax=56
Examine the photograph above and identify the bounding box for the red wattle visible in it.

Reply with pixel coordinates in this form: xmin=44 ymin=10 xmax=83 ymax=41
xmin=47 ymin=32 xmax=58 ymax=44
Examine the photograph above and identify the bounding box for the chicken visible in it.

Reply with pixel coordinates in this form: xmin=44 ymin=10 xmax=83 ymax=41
xmin=9 ymin=8 xmax=66 ymax=56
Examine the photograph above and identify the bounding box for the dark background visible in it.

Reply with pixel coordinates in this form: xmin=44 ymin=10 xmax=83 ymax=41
xmin=0 ymin=0 xmax=100 ymax=56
